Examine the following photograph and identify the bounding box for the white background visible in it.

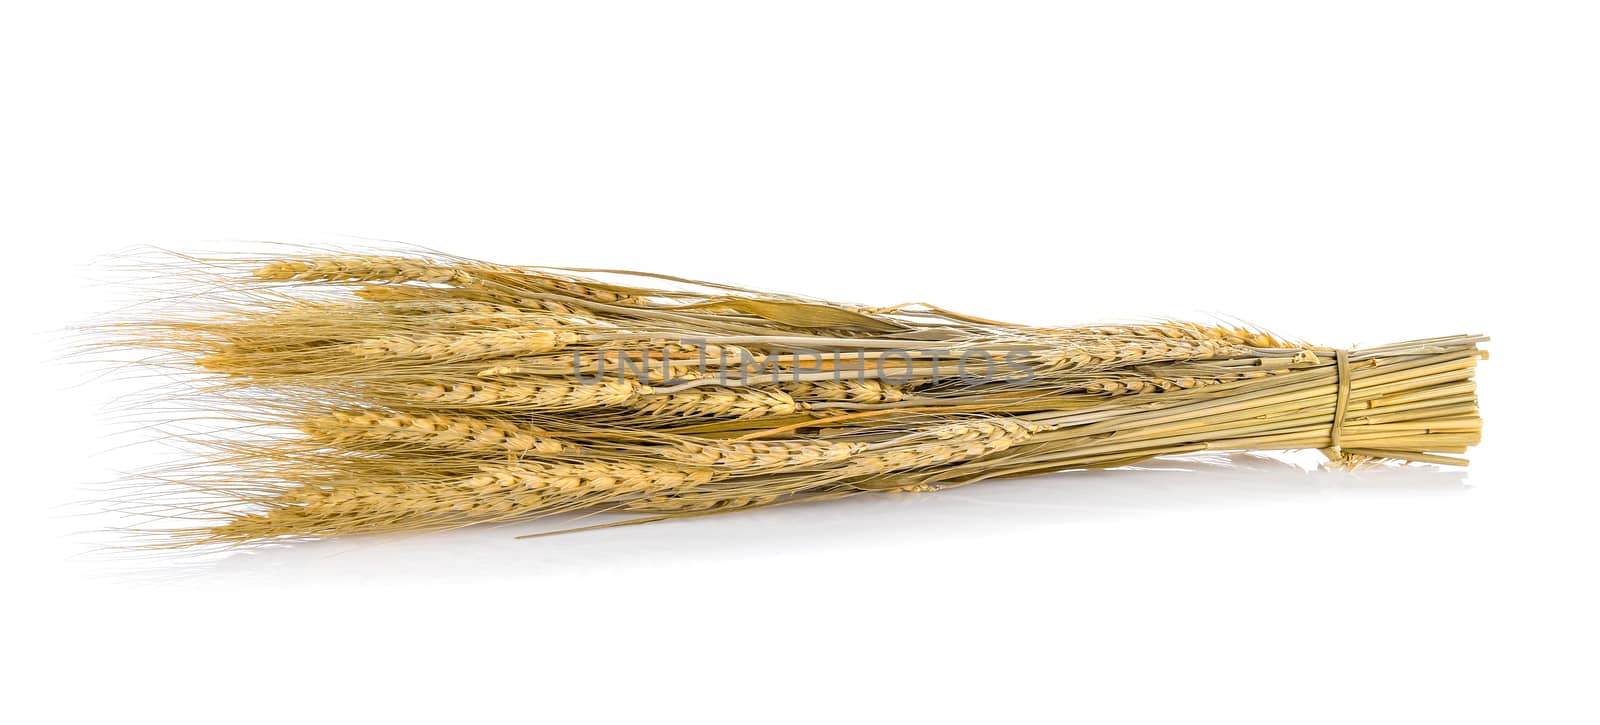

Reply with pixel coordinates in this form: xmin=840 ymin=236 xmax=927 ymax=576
xmin=3 ymin=2 xmax=1596 ymax=723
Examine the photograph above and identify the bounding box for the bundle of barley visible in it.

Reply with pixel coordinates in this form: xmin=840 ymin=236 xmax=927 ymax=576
xmin=100 ymin=252 xmax=1485 ymax=546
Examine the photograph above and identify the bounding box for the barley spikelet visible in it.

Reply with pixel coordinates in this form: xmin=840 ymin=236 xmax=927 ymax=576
xmin=348 ymin=268 xmax=607 ymax=315
xmin=302 ymin=411 xmax=572 ymax=455
xmin=353 ymin=285 xmax=586 ymax=316
xmin=624 ymin=492 xmax=782 ymax=513
xmin=626 ymin=386 xmax=801 ymax=419
xmin=398 ymin=378 xmax=644 ymax=410
xmin=516 ymin=274 xmax=650 ymax=306
xmin=1033 ymin=337 xmax=1242 ymax=372
xmin=511 ymin=297 xmax=590 ymax=316
xmin=353 ymin=329 xmax=579 ymax=360
xmin=461 ymin=459 xmax=720 ymax=502
xmin=355 ymin=284 xmax=468 ymax=303
xmin=205 ymin=459 xmax=721 ymax=540
xmin=204 ymin=484 xmax=475 ymax=542
xmin=425 ymin=312 xmax=590 ymax=332
xmin=480 ymin=357 xmax=706 ymax=384
xmin=1077 ymin=375 xmax=1228 ymax=395
xmin=1072 ymin=368 xmax=1285 ymax=395
xmin=845 ymin=418 xmax=1046 ymax=480
xmin=256 ymin=257 xmax=474 ymax=285
xmin=660 ymin=438 xmax=866 ymax=469
xmin=784 ymin=379 xmax=908 ymax=403
xmin=478 ymin=343 xmax=733 ymax=381
xmin=428 ymin=260 xmax=652 ymax=307
xmin=1076 ymin=323 xmax=1308 ymax=350
xmin=356 ymin=295 xmax=589 ymax=328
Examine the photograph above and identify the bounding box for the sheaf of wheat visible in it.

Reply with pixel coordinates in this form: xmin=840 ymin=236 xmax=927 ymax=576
xmin=92 ymin=250 xmax=1486 ymax=547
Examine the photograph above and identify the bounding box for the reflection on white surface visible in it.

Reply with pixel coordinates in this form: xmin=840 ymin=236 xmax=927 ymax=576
xmin=101 ymin=453 xmax=1469 ymax=584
